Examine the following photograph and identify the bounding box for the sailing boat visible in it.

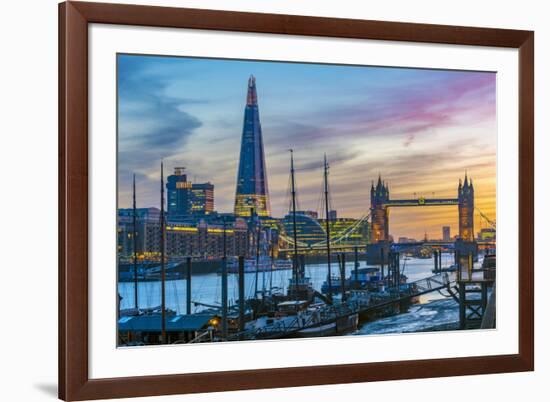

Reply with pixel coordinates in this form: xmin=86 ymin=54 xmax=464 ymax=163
xmin=286 ymin=149 xmax=314 ymax=301
xmin=243 ymin=152 xmax=358 ymax=339
xmin=227 ymin=256 xmax=292 ymax=273
xmin=321 ymin=154 xmax=339 ymax=299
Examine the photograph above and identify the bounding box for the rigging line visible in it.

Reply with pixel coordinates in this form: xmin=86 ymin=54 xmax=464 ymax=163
xmin=314 ymin=212 xmax=370 ymax=246
xmin=128 ymin=285 xmax=134 ymax=310
xmin=173 ymin=279 xmax=180 ymax=314
xmin=231 ymin=271 xmax=238 ymax=304
xmin=475 ymin=207 xmax=496 ymax=228
xmin=326 ymin=175 xmax=335 ymax=215
xmin=336 ymin=213 xmax=370 ymax=240
xmin=194 ymin=271 xmax=208 ymax=306
xmin=248 ymin=269 xmax=257 ymax=299
xmin=317 ymin=183 xmax=324 ymax=219
xmin=144 ymin=281 xmax=152 ymax=310
xmin=138 ymin=281 xmax=145 ymax=310
xmin=215 ymin=268 xmax=222 ymax=304
xmin=119 ymin=284 xmax=127 ymax=310
xmin=291 ymin=160 xmax=301 ymax=213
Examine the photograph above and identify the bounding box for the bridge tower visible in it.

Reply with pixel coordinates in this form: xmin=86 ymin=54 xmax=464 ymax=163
xmin=458 ymin=173 xmax=474 ymax=241
xmin=370 ymin=176 xmax=389 ymax=242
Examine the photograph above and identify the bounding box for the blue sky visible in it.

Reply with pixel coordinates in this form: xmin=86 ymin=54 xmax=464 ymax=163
xmin=117 ymin=54 xmax=496 ymax=239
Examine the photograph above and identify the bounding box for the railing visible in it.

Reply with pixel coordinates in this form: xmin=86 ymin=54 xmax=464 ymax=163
xmin=188 ymin=330 xmax=212 ymax=343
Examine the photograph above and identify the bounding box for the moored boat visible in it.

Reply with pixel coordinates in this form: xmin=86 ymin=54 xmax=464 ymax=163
xmin=226 ymin=256 xmax=293 ymax=273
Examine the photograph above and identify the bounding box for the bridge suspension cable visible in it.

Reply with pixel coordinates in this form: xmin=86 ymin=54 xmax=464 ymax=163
xmin=476 ymin=207 xmax=496 ymax=229
xmin=277 ymin=212 xmax=371 ymax=248
xmin=312 ymin=212 xmax=371 ymax=247
xmin=278 ymin=232 xmax=309 ymax=248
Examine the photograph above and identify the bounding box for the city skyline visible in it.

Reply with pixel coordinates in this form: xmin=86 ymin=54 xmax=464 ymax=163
xmin=117 ymin=54 xmax=496 ymax=240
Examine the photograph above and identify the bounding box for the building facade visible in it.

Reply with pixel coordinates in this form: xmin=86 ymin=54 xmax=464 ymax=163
xmin=282 ymin=212 xmax=326 ymax=246
xmin=234 ymin=75 xmax=271 ymax=217
xmin=478 ymin=227 xmax=496 ymax=241
xmin=320 ymin=217 xmax=369 ymax=245
xmin=117 ymin=208 xmax=249 ymax=260
xmin=166 ymin=167 xmax=214 ymax=218
xmin=117 ymin=207 xmax=161 ymax=258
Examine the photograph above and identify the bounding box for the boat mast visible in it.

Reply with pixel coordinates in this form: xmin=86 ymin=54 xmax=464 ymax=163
xmin=251 ymin=207 xmax=259 ymax=297
xmin=133 ymin=174 xmax=139 ymax=310
xmin=269 ymin=241 xmax=274 ymax=292
xmin=221 ymin=217 xmax=228 ymax=339
xmin=260 ymin=224 xmax=266 ymax=296
xmin=256 ymin=213 xmax=262 ymax=297
xmin=160 ymin=161 xmax=166 ymax=344
xmin=323 ymin=154 xmax=333 ymax=299
xmin=290 ymin=149 xmax=299 ymax=284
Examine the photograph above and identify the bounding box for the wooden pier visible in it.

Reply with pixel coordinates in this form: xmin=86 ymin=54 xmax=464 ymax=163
xmin=226 ymin=272 xmax=455 ymax=341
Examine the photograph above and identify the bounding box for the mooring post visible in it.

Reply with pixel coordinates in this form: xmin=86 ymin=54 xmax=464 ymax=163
xmin=434 ymin=250 xmax=439 ymax=273
xmin=395 ymin=252 xmax=400 ymax=286
xmin=221 ymin=256 xmax=228 ymax=339
xmin=456 ymin=250 xmax=462 ymax=281
xmin=459 ymin=282 xmax=466 ymax=329
xmin=380 ymin=248 xmax=385 ymax=286
xmin=391 ymin=252 xmax=396 ymax=287
xmin=340 ymin=253 xmax=347 ymax=301
xmin=387 ymin=251 xmax=392 ymax=287
xmin=482 ymin=282 xmax=488 ymax=312
xmin=394 ymin=252 xmax=398 ymax=287
xmin=336 ymin=253 xmax=340 ymax=295
xmin=468 ymin=252 xmax=473 ymax=281
xmin=300 ymin=254 xmax=306 ymax=278
xmin=238 ymin=256 xmax=245 ymax=336
xmin=186 ymin=257 xmax=192 ymax=315
xmin=354 ymin=246 xmax=359 ymax=289
xmin=438 ymin=250 xmax=442 ymax=272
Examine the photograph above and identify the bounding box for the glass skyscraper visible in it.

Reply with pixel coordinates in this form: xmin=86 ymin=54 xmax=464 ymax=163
xmin=234 ymin=75 xmax=271 ymax=217
xmin=166 ymin=167 xmax=214 ymax=218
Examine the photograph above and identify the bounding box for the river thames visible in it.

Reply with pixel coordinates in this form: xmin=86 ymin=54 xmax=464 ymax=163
xmin=119 ymin=253 xmax=468 ymax=335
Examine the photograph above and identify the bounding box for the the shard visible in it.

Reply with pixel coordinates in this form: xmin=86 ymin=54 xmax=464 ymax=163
xmin=234 ymin=75 xmax=271 ymax=217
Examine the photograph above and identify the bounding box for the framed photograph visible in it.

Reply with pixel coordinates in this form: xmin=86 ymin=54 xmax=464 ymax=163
xmin=59 ymin=1 xmax=534 ymax=400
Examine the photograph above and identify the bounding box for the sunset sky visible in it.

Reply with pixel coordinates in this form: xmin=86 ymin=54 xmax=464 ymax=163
xmin=117 ymin=54 xmax=496 ymax=240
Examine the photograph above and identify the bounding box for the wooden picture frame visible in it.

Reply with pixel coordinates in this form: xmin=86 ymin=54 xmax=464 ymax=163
xmin=59 ymin=1 xmax=534 ymax=400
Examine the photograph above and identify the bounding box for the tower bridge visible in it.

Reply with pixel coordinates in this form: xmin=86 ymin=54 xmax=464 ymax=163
xmin=370 ymin=173 xmax=475 ymax=243
xmin=276 ymin=172 xmax=493 ymax=259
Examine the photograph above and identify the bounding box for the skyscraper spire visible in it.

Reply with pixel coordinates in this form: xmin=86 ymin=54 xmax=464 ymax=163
xmin=246 ymin=75 xmax=258 ymax=106
xmin=234 ymin=76 xmax=271 ymax=217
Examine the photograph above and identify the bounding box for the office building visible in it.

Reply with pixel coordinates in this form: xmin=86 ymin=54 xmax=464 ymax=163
xmin=166 ymin=167 xmax=214 ymax=218
xmin=234 ymin=75 xmax=271 ymax=217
